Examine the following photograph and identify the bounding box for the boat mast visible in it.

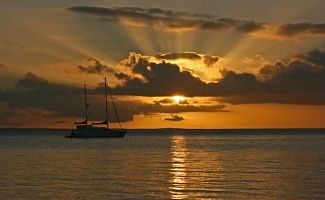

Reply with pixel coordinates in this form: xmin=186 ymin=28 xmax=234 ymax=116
xmin=107 ymin=80 xmax=122 ymax=129
xmin=104 ymin=78 xmax=109 ymax=128
xmin=84 ymin=84 xmax=88 ymax=125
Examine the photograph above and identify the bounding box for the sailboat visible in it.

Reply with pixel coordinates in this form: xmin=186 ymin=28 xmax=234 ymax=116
xmin=65 ymin=78 xmax=126 ymax=138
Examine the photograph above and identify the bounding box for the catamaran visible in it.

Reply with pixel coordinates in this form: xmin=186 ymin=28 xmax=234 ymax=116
xmin=65 ymin=78 xmax=126 ymax=138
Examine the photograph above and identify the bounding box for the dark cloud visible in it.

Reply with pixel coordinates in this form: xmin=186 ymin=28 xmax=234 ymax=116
xmin=16 ymin=72 xmax=49 ymax=88
xmin=297 ymin=49 xmax=325 ymax=67
xmin=164 ymin=114 xmax=184 ymax=122
xmin=203 ymin=55 xmax=219 ymax=67
xmin=112 ymin=99 xmax=226 ymax=122
xmin=112 ymin=53 xmax=262 ymax=97
xmin=216 ymin=69 xmax=262 ymax=95
xmin=70 ymin=6 xmax=178 ymax=19
xmin=222 ymin=60 xmax=325 ymax=104
xmin=153 ymin=98 xmax=191 ymax=105
xmin=155 ymin=52 xmax=202 ymax=60
xmin=154 ymin=98 xmax=174 ymax=105
xmin=1 ymin=73 xmax=83 ymax=120
xmin=0 ymin=92 xmax=226 ymax=123
xmin=112 ymin=54 xmax=213 ymax=96
xmin=16 ymin=72 xmax=80 ymax=95
xmin=108 ymin=7 xmax=214 ymax=19
xmin=260 ymin=60 xmax=325 ymax=92
xmin=153 ymin=97 xmax=202 ymax=107
xmin=78 ymin=57 xmax=114 ymax=74
xmin=67 ymin=6 xmax=325 ymax=38
xmin=67 ymin=6 xmax=264 ymax=34
xmin=153 ymin=98 xmax=189 ymax=105
xmin=155 ymin=52 xmax=220 ymax=67
xmin=111 ymin=50 xmax=325 ymax=104
xmin=200 ymin=18 xmax=263 ymax=33
xmin=277 ymin=23 xmax=325 ymax=37
xmin=179 ymin=99 xmax=190 ymax=105
xmin=224 ymin=49 xmax=325 ymax=104
xmin=258 ymin=62 xmax=285 ymax=80
xmin=0 ymin=72 xmax=227 ymax=124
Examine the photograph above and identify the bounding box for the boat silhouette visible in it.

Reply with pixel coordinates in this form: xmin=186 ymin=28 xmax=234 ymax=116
xmin=65 ymin=78 xmax=126 ymax=138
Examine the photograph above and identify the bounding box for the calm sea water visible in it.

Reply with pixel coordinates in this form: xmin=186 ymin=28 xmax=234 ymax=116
xmin=0 ymin=129 xmax=324 ymax=199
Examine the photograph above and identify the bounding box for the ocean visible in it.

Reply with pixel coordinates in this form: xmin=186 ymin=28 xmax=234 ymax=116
xmin=0 ymin=129 xmax=324 ymax=199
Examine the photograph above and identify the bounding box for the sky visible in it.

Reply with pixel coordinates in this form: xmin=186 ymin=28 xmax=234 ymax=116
xmin=0 ymin=0 xmax=324 ymax=128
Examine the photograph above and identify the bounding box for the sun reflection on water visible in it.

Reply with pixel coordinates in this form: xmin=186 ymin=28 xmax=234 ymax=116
xmin=169 ymin=135 xmax=188 ymax=199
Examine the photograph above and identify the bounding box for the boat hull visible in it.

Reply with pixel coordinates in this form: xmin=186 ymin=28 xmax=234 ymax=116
xmin=66 ymin=128 xmax=126 ymax=138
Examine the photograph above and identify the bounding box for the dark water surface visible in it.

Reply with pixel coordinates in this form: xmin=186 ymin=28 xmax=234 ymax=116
xmin=0 ymin=129 xmax=325 ymax=199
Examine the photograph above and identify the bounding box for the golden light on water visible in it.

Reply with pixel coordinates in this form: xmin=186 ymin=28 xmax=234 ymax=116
xmin=169 ymin=135 xmax=188 ymax=199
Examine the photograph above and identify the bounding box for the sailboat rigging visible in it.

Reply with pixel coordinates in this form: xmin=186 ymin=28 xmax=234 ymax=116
xmin=65 ymin=78 xmax=126 ymax=138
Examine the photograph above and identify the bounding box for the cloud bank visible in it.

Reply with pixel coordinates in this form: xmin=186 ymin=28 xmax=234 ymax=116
xmin=109 ymin=49 xmax=325 ymax=104
xmin=67 ymin=6 xmax=263 ymax=33
xmin=1 ymin=49 xmax=324 ymax=126
xmin=78 ymin=57 xmax=114 ymax=74
xmin=164 ymin=114 xmax=184 ymax=122
xmin=68 ymin=6 xmax=325 ymax=38
xmin=0 ymin=72 xmax=227 ymax=124
xmin=155 ymin=52 xmax=220 ymax=67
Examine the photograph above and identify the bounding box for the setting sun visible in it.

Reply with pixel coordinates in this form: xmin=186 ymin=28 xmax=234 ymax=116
xmin=172 ymin=95 xmax=185 ymax=104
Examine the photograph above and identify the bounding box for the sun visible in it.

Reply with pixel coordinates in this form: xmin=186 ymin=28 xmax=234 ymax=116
xmin=172 ymin=95 xmax=185 ymax=104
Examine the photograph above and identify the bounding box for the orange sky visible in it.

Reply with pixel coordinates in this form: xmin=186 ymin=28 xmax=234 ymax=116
xmin=0 ymin=0 xmax=324 ymax=128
